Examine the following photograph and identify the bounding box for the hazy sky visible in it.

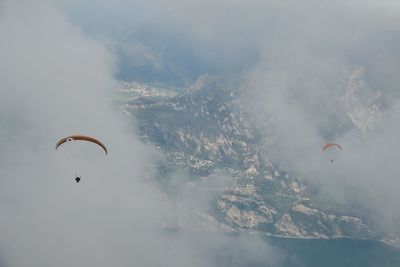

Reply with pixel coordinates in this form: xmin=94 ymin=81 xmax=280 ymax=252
xmin=64 ymin=0 xmax=400 ymax=237
xmin=236 ymin=0 xmax=400 ymax=235
xmin=0 ymin=1 xmax=286 ymax=266
xmin=1 ymin=0 xmax=400 ymax=266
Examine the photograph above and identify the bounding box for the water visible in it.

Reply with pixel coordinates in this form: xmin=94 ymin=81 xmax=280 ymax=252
xmin=256 ymin=237 xmax=400 ymax=267
xmin=165 ymin=230 xmax=400 ymax=267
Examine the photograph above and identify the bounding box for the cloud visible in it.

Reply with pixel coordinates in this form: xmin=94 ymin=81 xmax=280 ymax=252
xmin=52 ymin=0 xmax=400 ymax=239
xmin=1 ymin=0 xmax=398 ymax=265
xmin=0 ymin=1 xmax=283 ymax=266
xmin=236 ymin=1 xmax=400 ymax=236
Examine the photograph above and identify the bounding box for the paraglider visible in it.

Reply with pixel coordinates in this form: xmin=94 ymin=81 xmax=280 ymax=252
xmin=55 ymin=135 xmax=107 ymax=182
xmin=323 ymin=143 xmax=342 ymax=163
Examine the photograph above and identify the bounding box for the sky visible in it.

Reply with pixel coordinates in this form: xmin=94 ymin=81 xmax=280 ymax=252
xmin=1 ymin=0 xmax=400 ymax=266
xmin=0 ymin=1 xmax=284 ymax=266
xmin=103 ymin=0 xmax=400 ymax=237
xmin=98 ymin=0 xmax=400 ymax=237
xmin=237 ymin=1 xmax=400 ymax=236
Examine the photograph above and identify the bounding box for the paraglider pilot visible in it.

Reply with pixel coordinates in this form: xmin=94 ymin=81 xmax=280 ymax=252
xmin=75 ymin=176 xmax=81 ymax=183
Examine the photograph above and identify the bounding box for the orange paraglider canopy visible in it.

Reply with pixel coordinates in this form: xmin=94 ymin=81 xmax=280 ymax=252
xmin=55 ymin=135 xmax=108 ymax=154
xmin=322 ymin=143 xmax=343 ymax=151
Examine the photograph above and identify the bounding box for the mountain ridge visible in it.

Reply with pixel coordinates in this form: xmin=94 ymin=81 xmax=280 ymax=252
xmin=116 ymin=74 xmax=391 ymax=242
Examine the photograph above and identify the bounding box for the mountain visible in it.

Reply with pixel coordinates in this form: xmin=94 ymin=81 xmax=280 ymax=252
xmin=112 ymin=23 xmax=259 ymax=88
xmin=116 ymin=75 xmax=389 ymax=242
xmin=113 ymin=25 xmax=217 ymax=88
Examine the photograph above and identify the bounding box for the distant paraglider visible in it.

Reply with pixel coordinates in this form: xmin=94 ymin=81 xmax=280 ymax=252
xmin=323 ymin=143 xmax=342 ymax=163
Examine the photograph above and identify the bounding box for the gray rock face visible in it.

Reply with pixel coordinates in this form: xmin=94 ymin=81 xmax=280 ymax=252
xmin=341 ymin=66 xmax=382 ymax=134
xmin=119 ymin=76 xmax=381 ymax=240
xmin=219 ymin=192 xmax=276 ymax=229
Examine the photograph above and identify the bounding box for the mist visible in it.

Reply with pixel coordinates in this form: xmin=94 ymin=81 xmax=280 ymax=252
xmin=0 ymin=1 xmax=282 ymax=266
xmin=238 ymin=1 xmax=400 ymax=236
xmin=1 ymin=0 xmax=400 ymax=265
xmin=64 ymin=0 xmax=400 ymax=238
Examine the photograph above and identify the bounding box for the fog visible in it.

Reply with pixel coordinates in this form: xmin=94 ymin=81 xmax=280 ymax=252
xmin=65 ymin=0 xmax=400 ymax=237
xmin=1 ymin=0 xmax=400 ymax=265
xmin=238 ymin=1 xmax=400 ymax=235
xmin=0 ymin=1 xmax=281 ymax=266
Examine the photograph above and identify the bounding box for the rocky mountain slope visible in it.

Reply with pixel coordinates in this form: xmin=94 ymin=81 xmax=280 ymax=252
xmin=117 ymin=75 xmax=385 ymax=240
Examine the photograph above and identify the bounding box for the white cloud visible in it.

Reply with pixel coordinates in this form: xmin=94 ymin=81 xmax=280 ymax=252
xmin=58 ymin=0 xmax=400 ymax=238
xmin=237 ymin=1 xmax=400 ymax=236
xmin=0 ymin=1 xmax=282 ymax=266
